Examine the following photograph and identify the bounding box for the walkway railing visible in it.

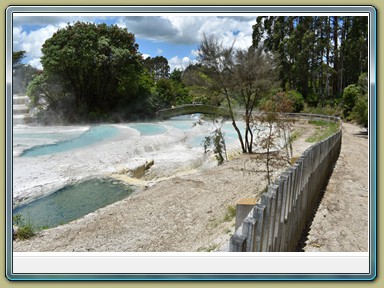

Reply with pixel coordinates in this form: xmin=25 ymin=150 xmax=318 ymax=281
xmin=156 ymin=104 xmax=230 ymax=119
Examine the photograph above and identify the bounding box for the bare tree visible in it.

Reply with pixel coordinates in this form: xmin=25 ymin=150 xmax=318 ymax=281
xmin=195 ymin=34 xmax=279 ymax=153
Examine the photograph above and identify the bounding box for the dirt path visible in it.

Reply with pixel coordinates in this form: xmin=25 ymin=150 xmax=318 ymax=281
xmin=303 ymin=122 xmax=369 ymax=252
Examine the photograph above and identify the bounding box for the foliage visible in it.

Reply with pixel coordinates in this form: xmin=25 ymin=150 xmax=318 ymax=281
xmin=286 ymin=90 xmax=304 ymax=112
xmin=30 ymin=21 xmax=150 ymax=123
xmin=203 ymin=122 xmax=228 ymax=165
xmin=342 ymin=84 xmax=360 ymax=118
xmin=27 ymin=73 xmax=78 ymax=123
xmin=151 ymin=72 xmax=191 ymax=109
xmin=348 ymin=93 xmax=368 ymax=128
xmin=252 ymin=16 xmax=368 ymax=103
xmin=13 ymin=213 xmax=35 ymax=240
xmin=13 ymin=213 xmax=23 ymax=226
xmin=303 ymin=103 xmax=343 ymax=117
xmin=348 ymin=73 xmax=368 ymax=128
xmin=143 ymin=56 xmax=170 ymax=80
xmin=12 ymin=51 xmax=26 ymax=70
xmin=182 ymin=63 xmax=224 ymax=106
xmin=257 ymin=91 xmax=295 ymax=184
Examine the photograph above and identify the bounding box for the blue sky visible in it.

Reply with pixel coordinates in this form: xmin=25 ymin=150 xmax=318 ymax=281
xmin=13 ymin=14 xmax=256 ymax=71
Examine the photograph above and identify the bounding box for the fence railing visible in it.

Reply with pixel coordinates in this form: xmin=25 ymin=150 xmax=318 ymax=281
xmin=229 ymin=114 xmax=342 ymax=252
xmin=157 ymin=104 xmax=230 ymax=119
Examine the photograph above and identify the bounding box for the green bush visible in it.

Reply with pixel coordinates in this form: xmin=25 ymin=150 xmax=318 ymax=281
xmin=342 ymin=84 xmax=360 ymax=118
xmin=286 ymin=90 xmax=304 ymax=112
xmin=16 ymin=225 xmax=35 ymax=240
xmin=13 ymin=213 xmax=35 ymax=240
xmin=348 ymin=93 xmax=368 ymax=128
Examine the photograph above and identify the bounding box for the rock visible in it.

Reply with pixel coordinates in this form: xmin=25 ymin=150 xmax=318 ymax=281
xmin=145 ymin=159 xmax=154 ymax=170
xmin=13 ymin=225 xmax=19 ymax=240
xmin=123 ymin=158 xmax=155 ymax=178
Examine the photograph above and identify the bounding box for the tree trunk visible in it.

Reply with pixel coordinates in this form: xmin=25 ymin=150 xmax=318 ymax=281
xmin=332 ymin=16 xmax=339 ymax=98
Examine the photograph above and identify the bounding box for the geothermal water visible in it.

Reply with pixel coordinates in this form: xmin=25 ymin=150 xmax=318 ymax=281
xmin=12 ymin=116 xmax=243 ymax=227
xmin=13 ymin=178 xmax=135 ymax=229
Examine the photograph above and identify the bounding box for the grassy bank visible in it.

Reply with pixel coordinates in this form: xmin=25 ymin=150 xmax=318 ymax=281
xmin=306 ymin=120 xmax=340 ymax=143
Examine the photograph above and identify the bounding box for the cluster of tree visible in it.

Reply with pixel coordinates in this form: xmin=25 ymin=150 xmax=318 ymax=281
xmin=27 ymin=22 xmax=153 ymax=123
xmin=16 ymin=17 xmax=368 ymax=128
xmin=20 ymin=22 xmax=190 ymax=124
xmin=148 ymin=64 xmax=191 ymax=109
xmin=252 ymin=16 xmax=368 ymax=106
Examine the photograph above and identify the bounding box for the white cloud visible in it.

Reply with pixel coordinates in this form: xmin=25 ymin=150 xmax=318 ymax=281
xmin=190 ymin=49 xmax=199 ymax=57
xmin=27 ymin=58 xmax=43 ymax=70
xmin=118 ymin=16 xmax=178 ymax=42
xmin=156 ymin=48 xmax=163 ymax=55
xmin=13 ymin=15 xmax=110 ymax=27
xmin=162 ymin=16 xmax=255 ymax=49
xmin=119 ymin=15 xmax=255 ymax=48
xmin=168 ymin=56 xmax=197 ymax=71
xmin=13 ymin=24 xmax=64 ymax=68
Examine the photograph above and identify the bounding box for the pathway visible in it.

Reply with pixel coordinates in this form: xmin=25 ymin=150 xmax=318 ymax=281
xmin=303 ymin=122 xmax=369 ymax=252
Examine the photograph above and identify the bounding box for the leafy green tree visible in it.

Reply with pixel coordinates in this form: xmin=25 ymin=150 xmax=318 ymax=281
xmin=31 ymin=21 xmax=148 ymax=122
xmin=342 ymin=84 xmax=360 ymax=118
xmin=252 ymin=16 xmax=368 ymax=106
xmin=349 ymin=94 xmax=368 ymax=128
xmin=182 ymin=63 xmax=223 ymax=106
xmin=286 ymin=90 xmax=304 ymax=112
xmin=12 ymin=51 xmax=26 ymax=70
xmin=151 ymin=69 xmax=190 ymax=109
xmin=348 ymin=73 xmax=368 ymax=128
xmin=143 ymin=56 xmax=170 ymax=81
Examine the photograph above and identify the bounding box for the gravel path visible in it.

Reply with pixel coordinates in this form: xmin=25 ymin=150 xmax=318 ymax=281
xmin=303 ymin=122 xmax=369 ymax=252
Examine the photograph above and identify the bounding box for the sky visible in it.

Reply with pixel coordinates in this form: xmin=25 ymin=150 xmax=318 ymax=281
xmin=13 ymin=14 xmax=257 ymax=71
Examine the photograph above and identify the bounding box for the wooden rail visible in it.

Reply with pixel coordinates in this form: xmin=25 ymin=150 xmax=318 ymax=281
xmin=156 ymin=104 xmax=231 ymax=119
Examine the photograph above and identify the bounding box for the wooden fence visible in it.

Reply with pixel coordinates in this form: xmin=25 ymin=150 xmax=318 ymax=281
xmin=230 ymin=114 xmax=342 ymax=252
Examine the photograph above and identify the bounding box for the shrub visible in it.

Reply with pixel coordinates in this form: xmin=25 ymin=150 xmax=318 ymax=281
xmin=203 ymin=126 xmax=227 ymax=165
xmin=348 ymin=93 xmax=368 ymax=128
xmin=13 ymin=213 xmax=35 ymax=240
xmin=286 ymin=90 xmax=304 ymax=112
xmin=342 ymin=84 xmax=360 ymax=118
xmin=16 ymin=225 xmax=35 ymax=240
